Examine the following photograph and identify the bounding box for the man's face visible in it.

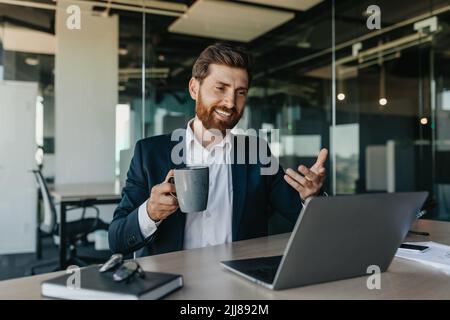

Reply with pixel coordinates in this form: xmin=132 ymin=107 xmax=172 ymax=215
xmin=190 ymin=64 xmax=249 ymax=135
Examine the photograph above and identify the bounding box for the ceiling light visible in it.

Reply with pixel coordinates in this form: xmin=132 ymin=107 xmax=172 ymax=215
xmin=25 ymin=57 xmax=39 ymax=66
xmin=158 ymin=54 xmax=166 ymax=61
xmin=119 ymin=48 xmax=128 ymax=56
xmin=337 ymin=71 xmax=346 ymax=101
xmin=420 ymin=117 xmax=428 ymax=125
xmin=379 ymin=64 xmax=387 ymax=106
xmin=337 ymin=93 xmax=346 ymax=101
xmin=296 ymin=41 xmax=311 ymax=48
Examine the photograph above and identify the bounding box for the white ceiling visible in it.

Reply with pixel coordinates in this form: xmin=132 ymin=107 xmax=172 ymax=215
xmin=168 ymin=0 xmax=295 ymax=43
xmin=238 ymin=0 xmax=324 ymax=11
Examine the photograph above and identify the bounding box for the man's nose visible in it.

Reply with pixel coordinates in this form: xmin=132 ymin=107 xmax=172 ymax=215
xmin=222 ymin=92 xmax=236 ymax=109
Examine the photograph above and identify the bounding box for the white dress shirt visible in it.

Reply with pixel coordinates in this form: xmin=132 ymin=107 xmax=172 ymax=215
xmin=138 ymin=119 xmax=233 ymax=250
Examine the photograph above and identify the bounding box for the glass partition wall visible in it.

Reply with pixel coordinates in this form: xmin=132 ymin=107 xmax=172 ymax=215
xmin=333 ymin=0 xmax=450 ymax=220
xmin=125 ymin=0 xmax=450 ymax=224
xmin=140 ymin=1 xmax=333 ymax=233
xmin=139 ymin=0 xmax=450 ymax=222
xmin=1 ymin=0 xmax=448 ymax=232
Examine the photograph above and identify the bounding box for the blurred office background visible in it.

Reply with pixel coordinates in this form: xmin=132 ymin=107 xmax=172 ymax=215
xmin=0 ymin=0 xmax=449 ymax=280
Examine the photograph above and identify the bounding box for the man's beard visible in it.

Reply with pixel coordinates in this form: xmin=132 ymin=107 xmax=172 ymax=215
xmin=196 ymin=92 xmax=243 ymax=135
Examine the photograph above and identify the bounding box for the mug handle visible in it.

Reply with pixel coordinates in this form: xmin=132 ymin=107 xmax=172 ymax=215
xmin=167 ymin=176 xmax=177 ymax=199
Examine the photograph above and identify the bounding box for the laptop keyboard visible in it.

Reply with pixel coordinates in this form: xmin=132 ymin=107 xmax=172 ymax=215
xmin=222 ymin=255 xmax=282 ymax=284
xmin=245 ymin=265 xmax=279 ymax=284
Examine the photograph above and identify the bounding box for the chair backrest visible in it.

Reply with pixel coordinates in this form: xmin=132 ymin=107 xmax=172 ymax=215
xmin=32 ymin=170 xmax=57 ymax=234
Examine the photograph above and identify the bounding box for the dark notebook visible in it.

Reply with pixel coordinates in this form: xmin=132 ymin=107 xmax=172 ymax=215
xmin=41 ymin=265 xmax=183 ymax=300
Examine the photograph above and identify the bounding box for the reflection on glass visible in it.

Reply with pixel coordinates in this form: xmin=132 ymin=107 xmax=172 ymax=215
xmin=334 ymin=0 xmax=450 ymax=219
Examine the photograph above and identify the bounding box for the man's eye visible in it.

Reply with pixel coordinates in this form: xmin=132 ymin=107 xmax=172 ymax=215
xmin=238 ymin=90 xmax=247 ymax=96
xmin=216 ymin=87 xmax=224 ymax=91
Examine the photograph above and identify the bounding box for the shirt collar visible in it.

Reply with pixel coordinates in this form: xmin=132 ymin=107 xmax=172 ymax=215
xmin=186 ymin=118 xmax=233 ymax=152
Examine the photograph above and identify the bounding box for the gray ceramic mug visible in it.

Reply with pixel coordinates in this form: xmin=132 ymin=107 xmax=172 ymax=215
xmin=169 ymin=166 xmax=209 ymax=213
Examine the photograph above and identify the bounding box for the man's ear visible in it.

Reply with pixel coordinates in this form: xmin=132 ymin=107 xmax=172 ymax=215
xmin=189 ymin=77 xmax=199 ymax=101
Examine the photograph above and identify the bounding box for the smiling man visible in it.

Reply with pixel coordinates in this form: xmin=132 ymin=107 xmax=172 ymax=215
xmin=109 ymin=43 xmax=328 ymax=256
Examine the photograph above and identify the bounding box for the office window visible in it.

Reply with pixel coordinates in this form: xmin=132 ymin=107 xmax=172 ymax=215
xmin=0 ymin=0 xmax=449 ymax=231
xmin=334 ymin=0 xmax=450 ymax=220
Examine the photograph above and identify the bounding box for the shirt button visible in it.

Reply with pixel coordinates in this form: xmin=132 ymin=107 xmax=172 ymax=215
xmin=205 ymin=213 xmax=211 ymax=218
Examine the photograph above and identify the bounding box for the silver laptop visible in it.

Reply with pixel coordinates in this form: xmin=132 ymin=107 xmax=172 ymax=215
xmin=221 ymin=192 xmax=428 ymax=290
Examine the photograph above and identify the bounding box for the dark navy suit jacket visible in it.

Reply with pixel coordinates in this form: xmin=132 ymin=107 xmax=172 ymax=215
xmin=108 ymin=130 xmax=303 ymax=257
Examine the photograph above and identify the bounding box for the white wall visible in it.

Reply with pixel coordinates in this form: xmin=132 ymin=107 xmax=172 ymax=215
xmin=55 ymin=2 xmax=118 ymax=185
xmin=0 ymin=81 xmax=37 ymax=254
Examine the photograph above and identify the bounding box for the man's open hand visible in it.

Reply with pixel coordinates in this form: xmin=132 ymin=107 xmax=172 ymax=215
xmin=284 ymin=148 xmax=328 ymax=201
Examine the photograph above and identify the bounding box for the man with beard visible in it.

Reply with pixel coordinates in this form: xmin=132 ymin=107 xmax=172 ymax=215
xmin=109 ymin=43 xmax=328 ymax=257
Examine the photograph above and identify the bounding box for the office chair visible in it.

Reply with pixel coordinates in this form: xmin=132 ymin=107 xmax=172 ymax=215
xmin=30 ymin=170 xmax=110 ymax=275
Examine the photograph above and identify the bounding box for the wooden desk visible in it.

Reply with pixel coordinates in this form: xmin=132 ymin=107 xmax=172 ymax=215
xmin=51 ymin=182 xmax=122 ymax=269
xmin=1 ymin=219 xmax=450 ymax=300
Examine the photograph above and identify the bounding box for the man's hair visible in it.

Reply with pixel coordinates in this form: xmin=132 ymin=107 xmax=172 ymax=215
xmin=192 ymin=42 xmax=253 ymax=86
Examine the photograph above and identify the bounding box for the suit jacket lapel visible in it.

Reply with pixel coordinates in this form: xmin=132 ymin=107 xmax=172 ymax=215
xmin=167 ymin=130 xmax=187 ymax=250
xmin=167 ymin=129 xmax=187 ymax=170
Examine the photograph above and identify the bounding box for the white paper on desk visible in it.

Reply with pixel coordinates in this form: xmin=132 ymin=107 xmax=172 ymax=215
xmin=395 ymin=241 xmax=450 ymax=275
